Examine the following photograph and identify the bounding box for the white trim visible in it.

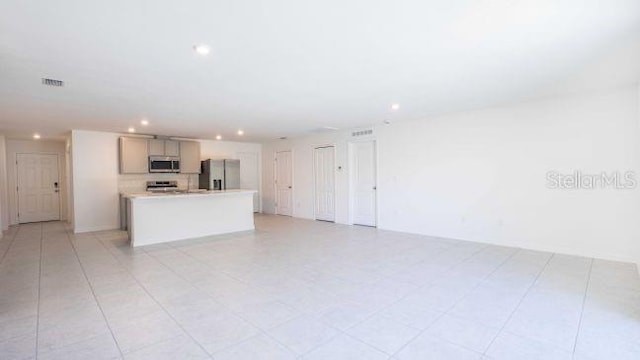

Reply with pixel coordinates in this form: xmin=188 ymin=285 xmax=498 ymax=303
xmin=15 ymin=152 xmax=62 ymax=224
xmin=73 ymin=224 xmax=119 ymax=233
xmin=312 ymin=144 xmax=337 ymax=222
xmin=348 ymin=139 xmax=378 ymax=227
xmin=274 ymin=149 xmax=294 ymax=216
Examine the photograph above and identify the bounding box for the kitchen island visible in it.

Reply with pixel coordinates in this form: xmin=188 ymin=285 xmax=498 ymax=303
xmin=124 ymin=190 xmax=256 ymax=247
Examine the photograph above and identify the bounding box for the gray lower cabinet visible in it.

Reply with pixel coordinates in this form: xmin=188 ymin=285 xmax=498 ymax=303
xmin=180 ymin=141 xmax=201 ymax=173
xmin=120 ymin=194 xmax=129 ymax=230
xmin=119 ymin=137 xmax=149 ymax=173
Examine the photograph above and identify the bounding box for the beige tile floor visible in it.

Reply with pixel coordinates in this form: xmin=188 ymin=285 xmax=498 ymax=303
xmin=1 ymin=214 xmax=639 ymax=359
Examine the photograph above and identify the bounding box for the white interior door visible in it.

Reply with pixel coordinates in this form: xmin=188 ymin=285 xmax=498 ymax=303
xmin=275 ymin=151 xmax=293 ymax=216
xmin=237 ymin=152 xmax=260 ymax=212
xmin=314 ymin=146 xmax=335 ymax=222
xmin=351 ymin=141 xmax=377 ymax=226
xmin=17 ymin=153 xmax=61 ymax=223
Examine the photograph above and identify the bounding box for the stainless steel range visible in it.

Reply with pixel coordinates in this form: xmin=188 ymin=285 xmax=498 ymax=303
xmin=146 ymin=180 xmax=178 ymax=192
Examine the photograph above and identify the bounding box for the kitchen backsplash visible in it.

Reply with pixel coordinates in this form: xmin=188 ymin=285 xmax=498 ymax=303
xmin=118 ymin=173 xmax=199 ymax=193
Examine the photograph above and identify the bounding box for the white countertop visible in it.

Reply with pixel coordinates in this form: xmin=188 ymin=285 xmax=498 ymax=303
xmin=122 ymin=189 xmax=256 ymax=200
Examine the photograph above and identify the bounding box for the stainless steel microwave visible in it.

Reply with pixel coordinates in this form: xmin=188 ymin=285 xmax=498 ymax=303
xmin=149 ymin=156 xmax=180 ymax=173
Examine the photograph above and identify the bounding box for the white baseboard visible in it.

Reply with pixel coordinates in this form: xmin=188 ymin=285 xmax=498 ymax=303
xmin=73 ymin=224 xmax=119 ymax=234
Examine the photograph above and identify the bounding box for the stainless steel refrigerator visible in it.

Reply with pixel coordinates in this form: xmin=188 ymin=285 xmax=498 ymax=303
xmin=199 ymin=159 xmax=240 ymax=190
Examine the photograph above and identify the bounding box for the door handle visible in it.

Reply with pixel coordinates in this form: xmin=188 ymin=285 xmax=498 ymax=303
xmin=288 ymin=186 xmax=292 ymax=189
xmin=373 ymin=186 xmax=377 ymax=190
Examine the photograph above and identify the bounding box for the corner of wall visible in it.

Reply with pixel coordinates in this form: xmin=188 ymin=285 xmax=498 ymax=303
xmin=0 ymin=135 xmax=7 ymax=233
xmin=66 ymin=134 xmax=74 ymax=230
xmin=637 ymin=82 xmax=640 ymax=277
xmin=69 ymin=130 xmax=122 ymax=233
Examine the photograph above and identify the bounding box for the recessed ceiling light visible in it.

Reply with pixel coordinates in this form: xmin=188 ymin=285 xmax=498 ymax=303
xmin=391 ymin=103 xmax=400 ymax=111
xmin=128 ymin=127 xmax=136 ymax=133
xmin=237 ymin=130 xmax=244 ymax=136
xmin=216 ymin=135 xmax=222 ymax=140
xmin=33 ymin=133 xmax=41 ymax=139
xmin=140 ymin=119 xmax=149 ymax=126
xmin=193 ymin=44 xmax=211 ymax=56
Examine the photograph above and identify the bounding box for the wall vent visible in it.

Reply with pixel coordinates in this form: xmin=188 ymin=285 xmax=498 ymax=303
xmin=42 ymin=78 xmax=64 ymax=87
xmin=351 ymin=129 xmax=373 ymax=137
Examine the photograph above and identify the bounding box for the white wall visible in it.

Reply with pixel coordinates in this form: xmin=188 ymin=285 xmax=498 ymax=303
xmin=200 ymin=140 xmax=263 ymax=212
xmin=5 ymin=139 xmax=68 ymax=225
xmin=377 ymin=86 xmax=640 ymax=264
xmin=65 ymin=136 xmax=73 ymax=223
xmin=71 ymin=130 xmax=120 ymax=233
xmin=636 ymin=83 xmax=640 ymax=272
xmin=0 ymin=135 xmax=7 ymax=233
xmin=71 ymin=130 xmax=262 ymax=232
xmin=262 ymin=132 xmax=353 ymax=223
xmin=262 ymin=85 xmax=640 ymax=264
xmin=199 ymin=140 xmax=261 ymax=161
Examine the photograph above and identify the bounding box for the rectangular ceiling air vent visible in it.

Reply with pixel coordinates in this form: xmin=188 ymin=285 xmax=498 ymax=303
xmin=351 ymin=129 xmax=373 ymax=137
xmin=42 ymin=78 xmax=64 ymax=87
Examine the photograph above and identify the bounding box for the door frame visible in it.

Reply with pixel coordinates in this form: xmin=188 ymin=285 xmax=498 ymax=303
xmin=348 ymin=139 xmax=378 ymax=227
xmin=312 ymin=144 xmax=337 ymax=222
xmin=274 ymin=149 xmax=294 ymax=216
xmin=15 ymin=152 xmax=62 ymax=223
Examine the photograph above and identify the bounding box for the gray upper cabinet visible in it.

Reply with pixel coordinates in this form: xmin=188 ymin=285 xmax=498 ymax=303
xmin=149 ymin=139 xmax=180 ymax=157
xmin=119 ymin=137 xmax=149 ymax=174
xmin=148 ymin=139 xmax=165 ymax=156
xmin=180 ymin=141 xmax=201 ymax=173
xmin=165 ymin=140 xmax=180 ymax=157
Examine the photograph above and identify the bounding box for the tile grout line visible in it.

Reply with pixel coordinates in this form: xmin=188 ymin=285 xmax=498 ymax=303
xmin=385 ymin=247 xmax=522 ymax=358
xmin=0 ymin=225 xmax=20 ymax=267
xmin=480 ymin=253 xmax=556 ymax=356
xmin=35 ymin=223 xmax=43 ymax=360
xmin=62 ymin=225 xmax=126 ymax=359
xmin=293 ymin=244 xmax=493 ymax=358
xmin=91 ymin=234 xmax=215 ymax=359
xmin=294 ymin=244 xmax=495 ymax=358
xmin=166 ymin=241 xmax=264 ymax=287
xmin=142 ymin=245 xmax=302 ymax=358
xmin=7 ymin=218 xmax=640 ymax=359
xmin=571 ymin=257 xmax=594 ymax=355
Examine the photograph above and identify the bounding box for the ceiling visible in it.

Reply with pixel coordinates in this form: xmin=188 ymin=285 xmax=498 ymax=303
xmin=1 ymin=0 xmax=639 ymax=141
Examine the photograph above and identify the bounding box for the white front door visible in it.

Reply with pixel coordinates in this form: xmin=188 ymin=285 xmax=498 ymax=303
xmin=237 ymin=152 xmax=260 ymax=212
xmin=351 ymin=141 xmax=377 ymax=226
xmin=275 ymin=151 xmax=293 ymax=216
xmin=17 ymin=153 xmax=61 ymax=223
xmin=314 ymin=146 xmax=335 ymax=222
